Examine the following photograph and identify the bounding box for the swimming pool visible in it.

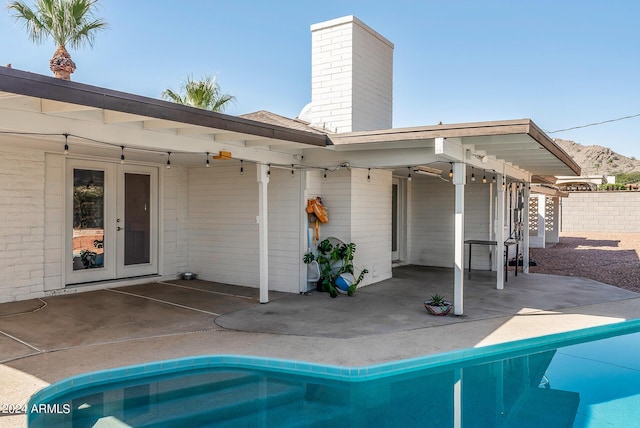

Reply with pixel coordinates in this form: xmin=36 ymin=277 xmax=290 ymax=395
xmin=28 ymin=319 xmax=640 ymax=427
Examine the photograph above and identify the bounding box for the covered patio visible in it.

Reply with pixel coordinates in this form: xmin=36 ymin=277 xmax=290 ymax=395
xmin=0 ymin=66 xmax=582 ymax=319
xmin=301 ymin=122 xmax=582 ymax=316
xmin=1 ymin=267 xmax=637 ymax=365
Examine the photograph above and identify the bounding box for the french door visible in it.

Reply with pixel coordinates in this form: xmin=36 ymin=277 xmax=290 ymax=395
xmin=392 ymin=180 xmax=399 ymax=261
xmin=66 ymin=160 xmax=158 ymax=284
xmin=392 ymin=177 xmax=407 ymax=262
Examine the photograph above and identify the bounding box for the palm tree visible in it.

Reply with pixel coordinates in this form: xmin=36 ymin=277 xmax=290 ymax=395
xmin=8 ymin=0 xmax=108 ymax=80
xmin=162 ymin=75 xmax=236 ymax=112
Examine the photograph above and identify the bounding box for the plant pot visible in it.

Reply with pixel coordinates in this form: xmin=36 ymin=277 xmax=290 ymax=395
xmin=335 ymin=273 xmax=355 ymax=293
xmin=424 ymin=300 xmax=453 ymax=316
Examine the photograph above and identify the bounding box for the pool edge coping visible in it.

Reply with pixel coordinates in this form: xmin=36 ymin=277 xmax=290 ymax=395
xmin=27 ymin=317 xmax=640 ymax=420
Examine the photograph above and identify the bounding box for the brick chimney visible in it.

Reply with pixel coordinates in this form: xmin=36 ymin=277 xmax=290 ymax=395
xmin=299 ymin=15 xmax=394 ymax=133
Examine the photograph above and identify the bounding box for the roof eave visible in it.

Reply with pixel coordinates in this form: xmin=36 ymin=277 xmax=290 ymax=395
xmin=327 ymin=119 xmax=582 ymax=177
xmin=526 ymin=120 xmax=581 ymax=176
xmin=327 ymin=119 xmax=534 ymax=145
xmin=0 ymin=67 xmax=327 ymax=148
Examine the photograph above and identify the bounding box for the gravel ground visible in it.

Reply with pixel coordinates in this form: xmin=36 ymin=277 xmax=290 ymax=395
xmin=530 ymin=232 xmax=640 ymax=293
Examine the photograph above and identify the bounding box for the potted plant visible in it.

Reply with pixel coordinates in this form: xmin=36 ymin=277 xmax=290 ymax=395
xmin=303 ymin=238 xmax=368 ymax=298
xmin=424 ymin=293 xmax=453 ymax=316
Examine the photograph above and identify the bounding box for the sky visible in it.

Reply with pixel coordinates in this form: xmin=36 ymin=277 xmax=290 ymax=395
xmin=1 ymin=0 xmax=639 ymax=158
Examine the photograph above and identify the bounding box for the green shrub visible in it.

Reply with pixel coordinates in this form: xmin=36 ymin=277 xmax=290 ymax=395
xmin=598 ymin=183 xmax=626 ymax=191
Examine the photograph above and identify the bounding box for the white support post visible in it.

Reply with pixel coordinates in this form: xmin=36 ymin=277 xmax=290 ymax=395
xmin=257 ymin=164 xmax=269 ymax=303
xmin=496 ymin=175 xmax=505 ymax=290
xmin=523 ymin=183 xmax=530 ymax=273
xmin=453 ymin=162 xmax=465 ymax=315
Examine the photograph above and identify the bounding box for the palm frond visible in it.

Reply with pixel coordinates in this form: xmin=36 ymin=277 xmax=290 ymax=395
xmin=9 ymin=0 xmax=108 ymax=48
xmin=162 ymin=75 xmax=236 ymax=112
xmin=161 ymin=89 xmax=185 ymax=105
xmin=8 ymin=0 xmax=49 ymax=44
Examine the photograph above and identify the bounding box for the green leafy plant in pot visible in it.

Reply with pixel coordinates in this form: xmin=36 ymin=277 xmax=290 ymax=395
xmin=424 ymin=293 xmax=453 ymax=316
xmin=303 ymin=238 xmax=368 ymax=298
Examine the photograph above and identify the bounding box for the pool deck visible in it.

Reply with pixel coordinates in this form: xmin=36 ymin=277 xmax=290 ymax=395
xmin=1 ymin=266 xmax=640 ymax=426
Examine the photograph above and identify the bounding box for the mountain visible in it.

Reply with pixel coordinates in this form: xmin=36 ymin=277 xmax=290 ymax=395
xmin=554 ymin=139 xmax=640 ymax=175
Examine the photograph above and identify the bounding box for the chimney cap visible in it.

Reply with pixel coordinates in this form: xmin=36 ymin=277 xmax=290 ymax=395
xmin=310 ymin=15 xmax=394 ymax=49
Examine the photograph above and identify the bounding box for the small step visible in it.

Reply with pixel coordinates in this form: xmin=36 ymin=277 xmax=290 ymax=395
xmin=136 ymin=377 xmax=305 ymax=427
xmin=171 ymin=397 xmax=353 ymax=428
xmin=68 ymin=370 xmax=262 ymax=427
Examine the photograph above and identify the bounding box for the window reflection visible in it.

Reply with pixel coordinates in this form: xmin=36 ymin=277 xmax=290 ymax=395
xmin=72 ymin=169 xmax=105 ymax=270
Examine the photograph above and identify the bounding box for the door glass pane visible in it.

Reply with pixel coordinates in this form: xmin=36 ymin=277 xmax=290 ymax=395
xmin=73 ymin=169 xmax=105 ymax=270
xmin=392 ymin=184 xmax=398 ymax=252
xmin=124 ymin=173 xmax=151 ymax=265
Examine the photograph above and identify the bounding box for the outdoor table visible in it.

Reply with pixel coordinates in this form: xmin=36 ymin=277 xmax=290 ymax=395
xmin=465 ymin=240 xmax=497 ymax=279
xmin=503 ymin=239 xmax=519 ymax=281
xmin=465 ymin=239 xmax=520 ymax=282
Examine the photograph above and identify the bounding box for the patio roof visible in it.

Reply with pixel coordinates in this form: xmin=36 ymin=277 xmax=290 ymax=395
xmin=327 ymin=120 xmax=581 ymax=177
xmin=0 ymin=67 xmax=327 ymax=165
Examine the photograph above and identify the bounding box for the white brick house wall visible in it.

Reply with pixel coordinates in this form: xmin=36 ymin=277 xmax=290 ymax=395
xmin=268 ymin=168 xmax=304 ymax=293
xmin=409 ymin=176 xmax=493 ymax=270
xmin=305 ymin=168 xmax=392 ymax=288
xmin=187 ymin=164 xmax=309 ymax=294
xmin=187 ymin=163 xmax=260 ymax=287
xmin=317 ymin=168 xmax=352 ymax=242
xmin=409 ymin=177 xmax=455 ymax=267
xmin=163 ymin=166 xmax=189 ymax=276
xmin=1 ymin=150 xmax=315 ymax=302
xmin=350 ymin=168 xmax=393 ymax=284
xmin=0 ymin=145 xmax=46 ymax=302
xmin=44 ymin=153 xmax=64 ymax=292
xmin=464 ymin=183 xmax=493 ymax=270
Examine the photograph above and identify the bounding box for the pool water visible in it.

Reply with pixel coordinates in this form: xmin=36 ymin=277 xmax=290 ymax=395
xmin=29 ymin=320 xmax=640 ymax=427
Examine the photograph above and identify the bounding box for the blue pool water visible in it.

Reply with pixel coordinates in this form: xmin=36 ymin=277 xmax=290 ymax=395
xmin=29 ymin=320 xmax=640 ymax=427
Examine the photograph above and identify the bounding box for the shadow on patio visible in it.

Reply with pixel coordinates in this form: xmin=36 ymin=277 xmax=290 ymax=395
xmin=1 ymin=265 xmax=637 ymax=366
xmin=215 ymin=265 xmax=639 ymax=338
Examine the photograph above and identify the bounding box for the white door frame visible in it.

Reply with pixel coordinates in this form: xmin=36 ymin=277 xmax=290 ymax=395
xmin=65 ymin=159 xmax=158 ymax=285
xmin=116 ymin=164 xmax=158 ymax=278
xmin=392 ymin=177 xmax=408 ymax=262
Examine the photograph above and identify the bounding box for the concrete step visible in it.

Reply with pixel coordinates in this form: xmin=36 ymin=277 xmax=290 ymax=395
xmin=137 ymin=377 xmax=306 ymax=427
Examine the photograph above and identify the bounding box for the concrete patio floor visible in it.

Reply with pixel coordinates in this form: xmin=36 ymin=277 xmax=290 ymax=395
xmin=1 ymin=266 xmax=640 ymax=427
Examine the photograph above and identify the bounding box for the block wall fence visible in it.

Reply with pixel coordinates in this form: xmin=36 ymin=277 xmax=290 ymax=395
xmin=560 ymin=192 xmax=640 ymax=233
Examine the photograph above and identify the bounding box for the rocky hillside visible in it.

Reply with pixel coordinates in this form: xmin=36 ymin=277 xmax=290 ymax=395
xmin=554 ymin=139 xmax=640 ymax=175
